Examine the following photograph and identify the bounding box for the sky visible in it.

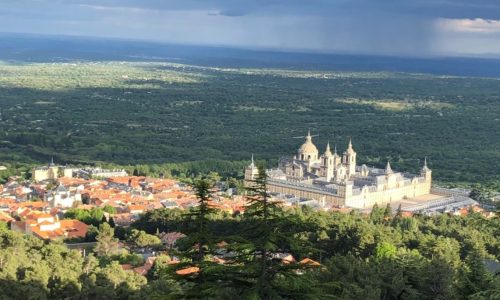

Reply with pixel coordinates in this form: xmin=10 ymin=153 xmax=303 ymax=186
xmin=1 ymin=0 xmax=500 ymax=57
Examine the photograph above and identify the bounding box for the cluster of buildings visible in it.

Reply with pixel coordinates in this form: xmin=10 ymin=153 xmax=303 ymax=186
xmin=245 ymin=132 xmax=487 ymax=215
xmin=32 ymin=160 xmax=128 ymax=182
xmin=0 ymin=137 xmax=493 ymax=242
xmin=1 ymin=162 xmax=245 ymax=241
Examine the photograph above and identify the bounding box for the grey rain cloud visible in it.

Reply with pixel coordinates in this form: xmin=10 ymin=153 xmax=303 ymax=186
xmin=1 ymin=0 xmax=500 ymax=57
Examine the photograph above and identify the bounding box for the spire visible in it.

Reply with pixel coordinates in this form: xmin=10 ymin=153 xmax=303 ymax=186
xmin=306 ymin=130 xmax=312 ymax=142
xmin=345 ymin=138 xmax=355 ymax=154
xmin=334 ymin=144 xmax=337 ymax=155
xmin=385 ymin=161 xmax=393 ymax=174
xmin=422 ymin=157 xmax=430 ymax=172
xmin=49 ymin=156 xmax=54 ymax=166
xmin=324 ymin=141 xmax=333 ymax=157
xmin=250 ymin=154 xmax=255 ymax=168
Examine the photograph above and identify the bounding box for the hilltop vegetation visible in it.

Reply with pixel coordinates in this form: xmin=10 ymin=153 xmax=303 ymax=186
xmin=0 ymin=61 xmax=499 ymax=185
xmin=0 ymin=198 xmax=499 ymax=299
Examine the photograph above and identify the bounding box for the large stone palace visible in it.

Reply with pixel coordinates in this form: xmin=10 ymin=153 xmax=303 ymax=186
xmin=245 ymin=132 xmax=432 ymax=209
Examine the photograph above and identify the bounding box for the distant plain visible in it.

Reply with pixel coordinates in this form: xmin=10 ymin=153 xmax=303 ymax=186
xmin=0 ymin=33 xmax=499 ymax=184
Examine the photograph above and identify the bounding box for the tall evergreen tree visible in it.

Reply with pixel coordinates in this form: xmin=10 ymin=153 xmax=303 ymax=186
xmin=240 ymin=165 xmax=320 ymax=299
xmin=94 ymin=223 xmax=120 ymax=257
xmin=183 ymin=179 xmax=217 ymax=263
xmin=172 ymin=178 xmax=223 ymax=298
xmin=383 ymin=203 xmax=392 ymax=219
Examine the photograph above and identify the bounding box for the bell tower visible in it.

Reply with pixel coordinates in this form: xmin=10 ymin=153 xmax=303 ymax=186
xmin=244 ymin=154 xmax=259 ymax=182
xmin=420 ymin=157 xmax=432 ymax=182
xmin=321 ymin=142 xmax=334 ymax=181
xmin=343 ymin=139 xmax=357 ymax=178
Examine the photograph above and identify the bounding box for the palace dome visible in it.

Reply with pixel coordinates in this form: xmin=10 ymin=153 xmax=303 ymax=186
xmin=298 ymin=132 xmax=318 ymax=155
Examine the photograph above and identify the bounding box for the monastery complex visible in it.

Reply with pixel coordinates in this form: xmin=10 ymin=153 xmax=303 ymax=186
xmin=245 ymin=132 xmax=433 ymax=209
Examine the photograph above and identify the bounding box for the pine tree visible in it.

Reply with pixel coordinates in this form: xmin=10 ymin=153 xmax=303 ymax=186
xmin=239 ymin=165 xmax=320 ymax=298
xmin=186 ymin=178 xmax=217 ymax=264
xmin=172 ymin=178 xmax=222 ymax=298
xmin=384 ymin=203 xmax=392 ymax=218
xmin=395 ymin=204 xmax=403 ymax=218
xmin=94 ymin=223 xmax=120 ymax=257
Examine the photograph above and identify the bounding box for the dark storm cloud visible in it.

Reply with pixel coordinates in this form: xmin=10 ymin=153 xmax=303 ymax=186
xmin=50 ymin=0 xmax=500 ymax=19
xmin=1 ymin=0 xmax=500 ymax=56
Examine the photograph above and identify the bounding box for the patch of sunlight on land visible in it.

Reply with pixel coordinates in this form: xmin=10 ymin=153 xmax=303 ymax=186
xmin=336 ymin=98 xmax=455 ymax=111
xmin=0 ymin=61 xmax=203 ymax=90
xmin=235 ymin=106 xmax=278 ymax=112
xmin=234 ymin=105 xmax=311 ymax=112
xmin=229 ymin=69 xmax=409 ymax=79
xmin=34 ymin=101 xmax=56 ymax=105
xmin=220 ymin=68 xmax=439 ymax=80
xmin=173 ymin=100 xmax=203 ymax=106
xmin=159 ymin=62 xmax=430 ymax=80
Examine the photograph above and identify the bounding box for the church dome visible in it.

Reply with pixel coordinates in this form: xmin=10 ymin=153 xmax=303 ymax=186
xmin=298 ymin=132 xmax=318 ymax=156
xmin=299 ymin=141 xmax=318 ymax=154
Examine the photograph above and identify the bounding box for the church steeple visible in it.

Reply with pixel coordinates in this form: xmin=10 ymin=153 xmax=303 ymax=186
xmin=420 ymin=157 xmax=432 ymax=182
xmin=421 ymin=157 xmax=431 ymax=173
xmin=345 ymin=138 xmax=356 ymax=155
xmin=324 ymin=141 xmax=333 ymax=157
xmin=245 ymin=154 xmax=259 ymax=183
xmin=385 ymin=161 xmax=393 ymax=174
xmin=343 ymin=137 xmax=357 ymax=177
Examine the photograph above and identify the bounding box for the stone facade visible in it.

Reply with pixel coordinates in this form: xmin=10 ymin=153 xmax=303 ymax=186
xmin=33 ymin=159 xmax=60 ymax=182
xmin=245 ymin=132 xmax=432 ymax=209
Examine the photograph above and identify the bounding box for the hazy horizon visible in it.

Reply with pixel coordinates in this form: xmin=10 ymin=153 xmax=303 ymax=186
xmin=2 ymin=0 xmax=500 ymax=58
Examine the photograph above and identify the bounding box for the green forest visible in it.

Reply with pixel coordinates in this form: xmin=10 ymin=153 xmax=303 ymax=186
xmin=0 ymin=61 xmax=499 ymax=186
xmin=0 ymin=173 xmax=498 ymax=299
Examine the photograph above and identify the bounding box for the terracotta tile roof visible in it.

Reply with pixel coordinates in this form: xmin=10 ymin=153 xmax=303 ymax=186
xmin=38 ymin=220 xmax=53 ymax=226
xmin=212 ymin=257 xmax=226 ymax=264
xmin=121 ymin=264 xmax=134 ymax=270
xmin=299 ymin=258 xmax=321 ymax=266
xmin=30 ymin=212 xmax=53 ymax=220
xmin=31 ymin=227 xmax=65 ymax=240
xmin=0 ymin=212 xmax=14 ymax=222
xmin=128 ymin=204 xmax=147 ymax=212
xmin=122 ymin=257 xmax=157 ymax=276
xmin=59 ymin=219 xmax=89 ymax=238
xmin=19 ymin=201 xmax=47 ymax=208
xmin=18 ymin=209 xmax=33 ymax=218
xmin=176 ymin=266 xmax=200 ymax=276
xmin=111 ymin=213 xmax=133 ymax=221
xmin=402 ymin=211 xmax=413 ymax=217
xmin=58 ymin=177 xmax=88 ymax=186
xmin=0 ymin=198 xmax=16 ymax=205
